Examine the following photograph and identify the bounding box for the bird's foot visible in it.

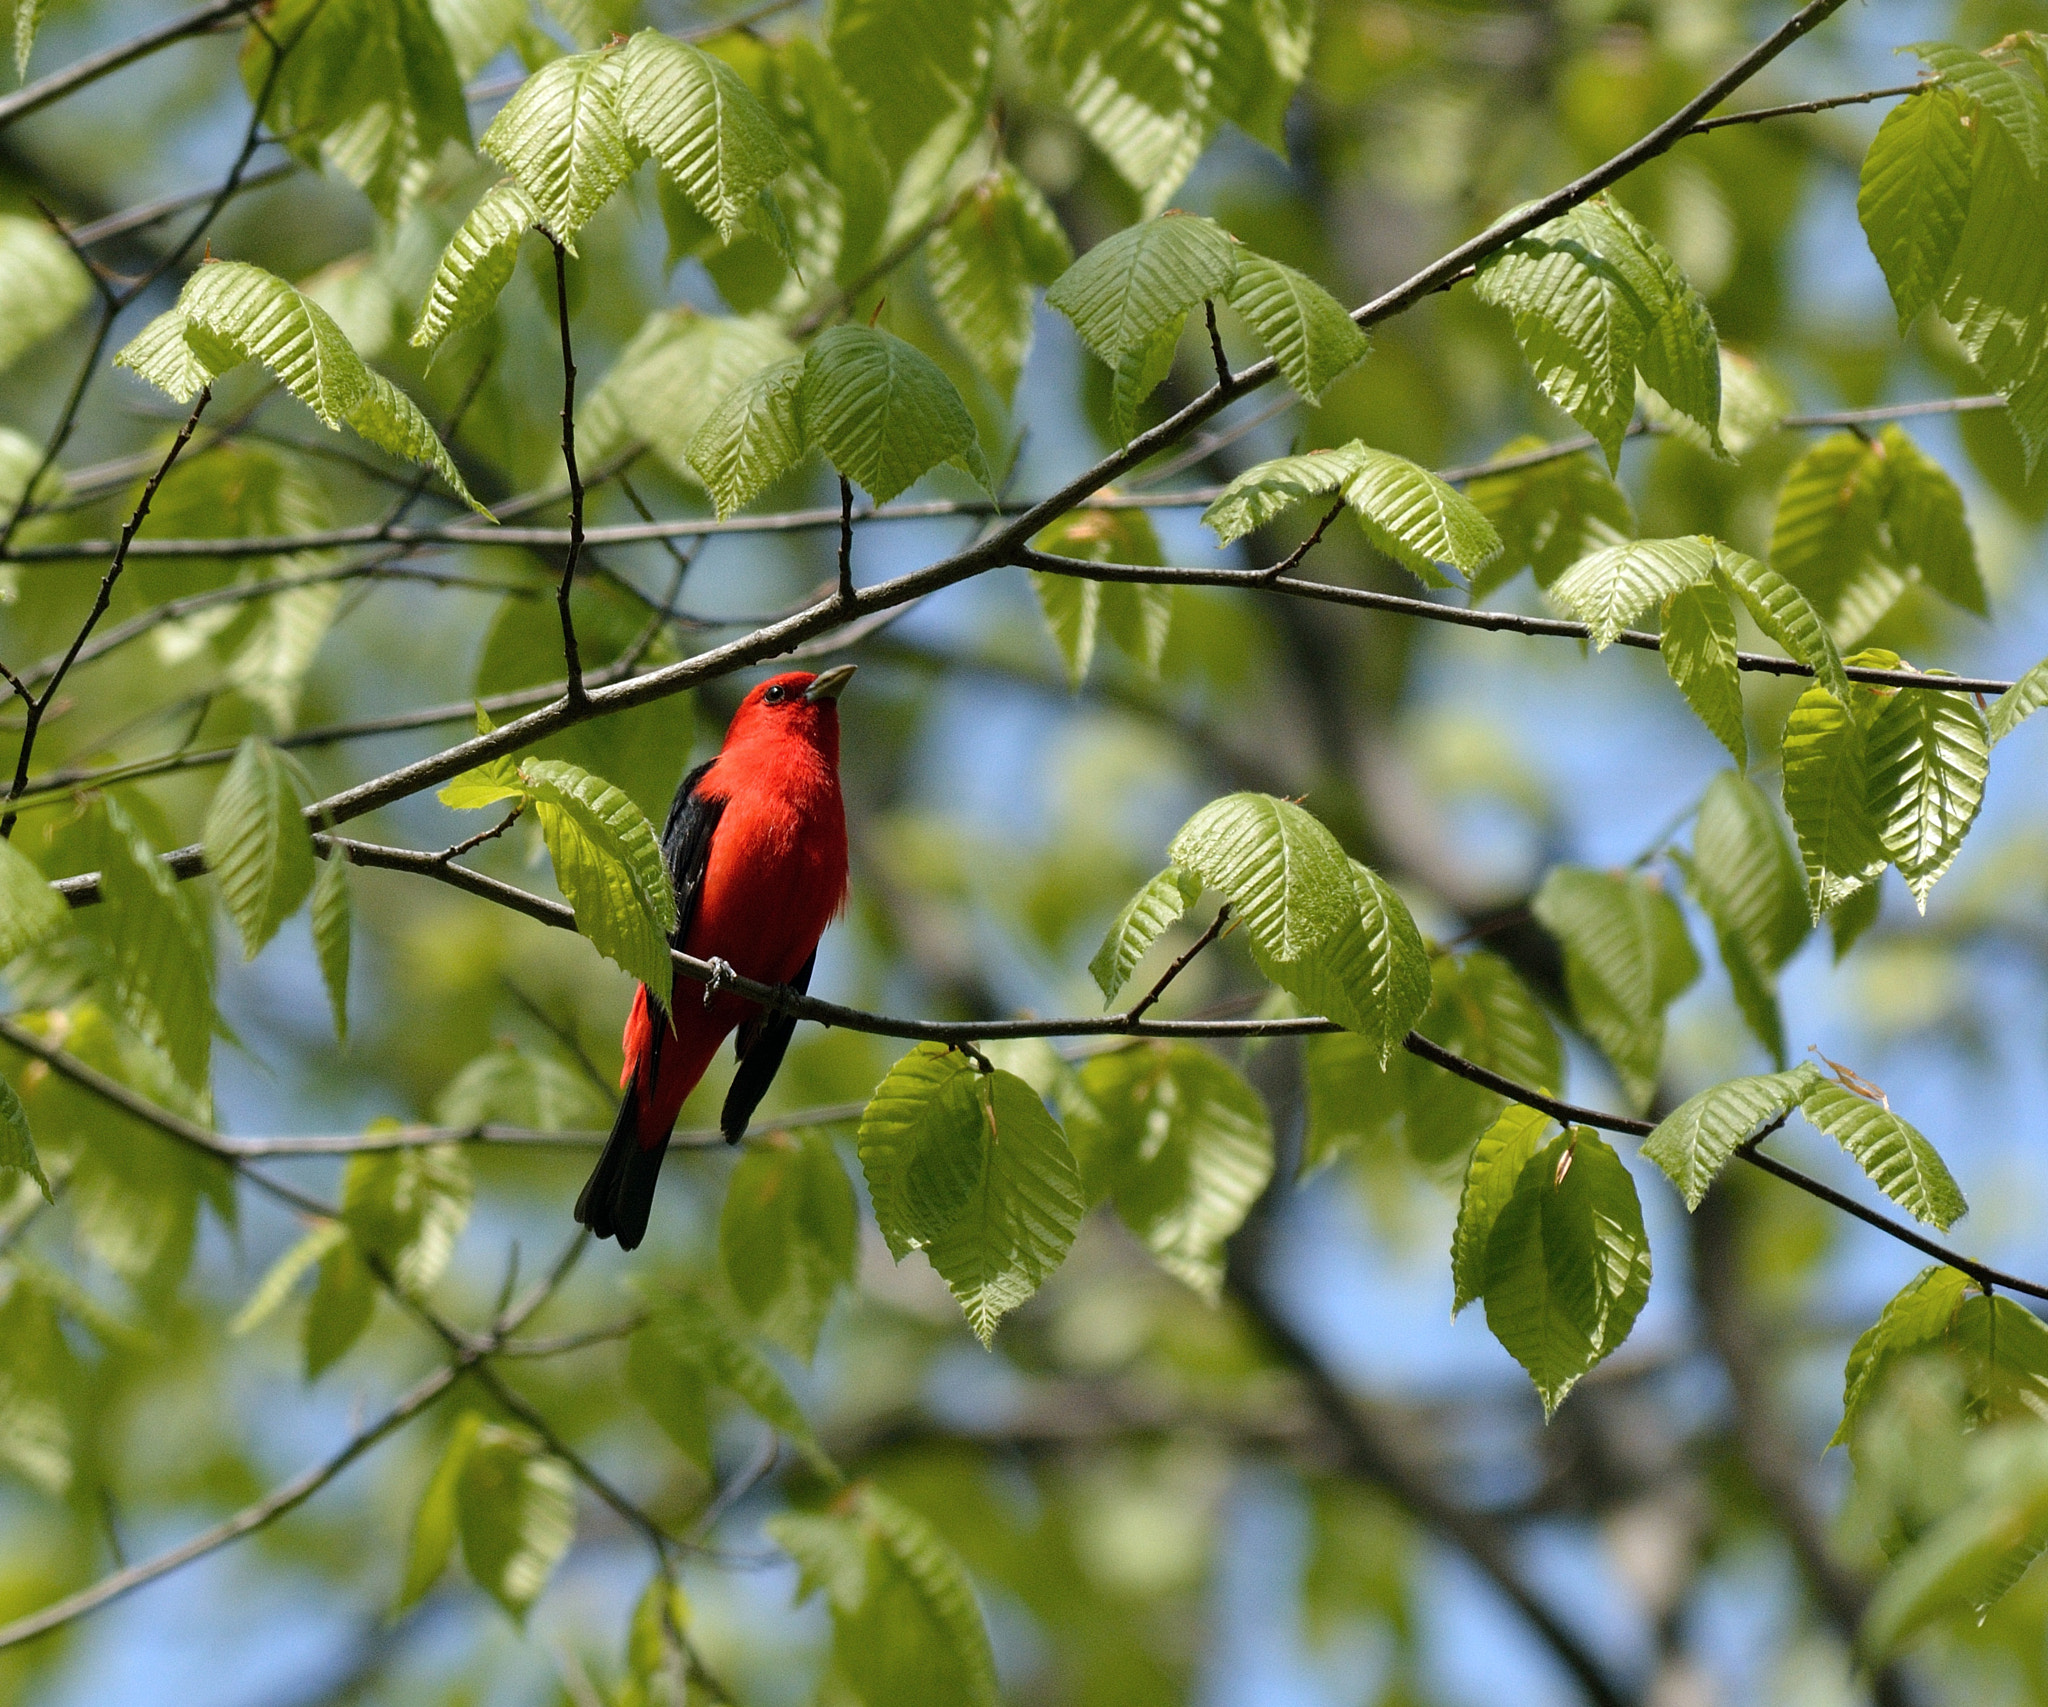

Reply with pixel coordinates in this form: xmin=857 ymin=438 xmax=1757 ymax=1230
xmin=702 ymin=956 xmax=736 ymax=1006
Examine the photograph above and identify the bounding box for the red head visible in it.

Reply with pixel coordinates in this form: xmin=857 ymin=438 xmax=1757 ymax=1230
xmin=720 ymin=665 xmax=854 ymax=768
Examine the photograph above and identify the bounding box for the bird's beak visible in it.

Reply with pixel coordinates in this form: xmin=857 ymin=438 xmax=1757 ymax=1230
xmin=805 ymin=664 xmax=857 ymax=703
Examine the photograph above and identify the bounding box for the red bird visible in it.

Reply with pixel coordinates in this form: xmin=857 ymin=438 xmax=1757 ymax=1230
xmin=576 ymin=665 xmax=854 ymax=1249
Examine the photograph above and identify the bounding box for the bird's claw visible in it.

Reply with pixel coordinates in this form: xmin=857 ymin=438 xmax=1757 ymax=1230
xmin=702 ymin=956 xmax=736 ymax=1006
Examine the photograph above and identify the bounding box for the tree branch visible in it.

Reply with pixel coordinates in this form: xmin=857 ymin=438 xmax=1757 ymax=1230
xmin=0 ymin=0 xmax=263 ymax=132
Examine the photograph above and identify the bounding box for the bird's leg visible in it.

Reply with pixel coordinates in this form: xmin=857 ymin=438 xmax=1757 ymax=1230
xmin=701 ymin=956 xmax=736 ymax=1006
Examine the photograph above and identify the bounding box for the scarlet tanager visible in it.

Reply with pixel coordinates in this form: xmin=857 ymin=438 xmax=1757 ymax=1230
xmin=576 ymin=665 xmax=854 ymax=1248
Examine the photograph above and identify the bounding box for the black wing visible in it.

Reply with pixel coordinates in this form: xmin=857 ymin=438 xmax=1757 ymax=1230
xmin=661 ymin=758 xmax=725 ymax=959
xmin=720 ymin=950 xmax=814 ymax=1143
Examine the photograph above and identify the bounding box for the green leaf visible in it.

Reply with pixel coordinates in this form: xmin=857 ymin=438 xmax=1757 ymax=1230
xmin=518 ymin=756 xmax=679 ymax=1007
xmin=1338 ymin=446 xmax=1501 ymax=586
xmin=928 ymin=165 xmax=1072 ymax=402
xmin=1990 ymin=656 xmax=2048 ymax=742
xmin=1865 ymin=682 xmax=1990 ymax=909
xmin=0 ymin=1276 xmax=79 ymax=1496
xmin=1767 ymin=430 xmax=1890 ymax=637
xmin=783 ymin=36 xmax=890 ymax=286
xmin=856 ymin=1043 xmax=987 ymax=1259
xmin=84 ymin=797 xmax=215 ymax=1091
xmin=455 ymin=1422 xmax=576 ymax=1622
xmin=1067 ymin=1043 xmax=1272 ymax=1297
xmin=1481 ymin=1128 xmax=1652 ymax=1416
xmin=859 ymin=1045 xmax=1085 ymax=1342
xmin=1050 ymin=0 xmax=1305 ymax=214
xmin=0 ymin=1073 xmax=50 ymax=1205
xmin=1225 ymin=250 xmax=1369 ymax=404
xmin=1837 ymin=1265 xmax=1974 ymax=1448
xmin=1200 ymin=443 xmax=1364 ymax=545
xmin=1045 ymin=213 xmax=1238 ymax=369
xmin=230 ymin=1220 xmax=346 ymax=1336
xmin=243 ymin=0 xmax=470 ymax=218
xmin=342 ymin=1143 xmax=473 ymax=1293
xmin=399 ymin=1411 xmax=479 ymax=1610
xmin=1302 ymin=949 xmax=1562 ymax=1172
xmin=634 ymin=1286 xmax=834 ymax=1472
xmin=1466 ymin=442 xmax=1634 ymax=598
xmin=1452 ymin=1103 xmax=1554 ymax=1314
xmin=798 ymin=324 xmax=992 ymax=504
xmin=1912 ymin=39 xmax=2048 ymax=171
xmin=687 ymin=355 xmax=807 ymax=518
xmin=1099 ymin=580 xmax=1172 ymax=675
xmin=1471 ymin=207 xmax=1644 ymax=469
xmin=112 ymin=308 xmax=242 ymax=402
xmin=848 ymin=1486 xmax=1001 ymax=1707
xmin=0 ymin=214 xmax=90 ymax=377
xmin=1262 ymin=860 xmax=1431 ymax=1064
xmin=1879 ymin=425 xmax=1986 ymax=616
xmin=479 ymin=48 xmax=639 ymax=245
xmin=1781 ymin=685 xmax=1888 ymax=919
xmin=173 ymin=261 xmax=369 ymax=425
xmin=203 ymin=737 xmax=317 ymax=960
xmin=1682 ymin=771 xmax=1808 ymax=1064
xmin=775 ymin=1487 xmax=999 ymax=1707
xmin=0 ymin=835 xmax=65 ymax=965
xmin=1937 ymin=121 xmax=2048 ymax=470
xmin=1548 ymin=536 xmax=1715 ymax=648
xmin=303 ymin=1235 xmax=377 ymax=1378
xmin=1862 ymin=1430 xmax=2048 ymax=1657
xmin=410 ymin=180 xmax=535 ymax=350
xmin=1530 ymin=866 xmax=1700 ymax=1112
xmin=1168 ymin=792 xmax=1356 ymax=965
xmin=1800 ymin=1078 xmax=1968 ymax=1230
xmin=720 ymin=1131 xmax=859 ymax=1361
xmin=1660 ymin=580 xmax=1745 ymax=767
xmin=310 ymin=853 xmax=350 ymax=1044
xmin=1640 ymin=1066 xmax=1819 ymax=1210
xmin=1475 ymin=196 xmax=1721 ymax=461
xmin=589 ymin=308 xmax=800 ymax=483
xmin=923 ymin=1069 xmax=1087 ymax=1344
xmin=434 ymin=1042 xmax=611 ymax=1132
xmin=118 ymin=263 xmax=477 ymax=507
xmin=430 ymin=0 xmax=536 ymax=80
xmin=1089 ymin=865 xmax=1205 ymax=1004
xmin=12 ymin=0 xmax=45 ymax=78
xmin=827 ymin=0 xmax=998 ymax=207
xmin=618 ymin=31 xmax=789 ymax=242
xmin=1858 ymin=88 xmax=1974 ymax=332
xmin=1030 ymin=569 xmax=1098 ymax=690
xmin=626 ymin=1313 xmax=712 ymax=1467
xmin=1579 ymin=198 xmax=1722 ymax=453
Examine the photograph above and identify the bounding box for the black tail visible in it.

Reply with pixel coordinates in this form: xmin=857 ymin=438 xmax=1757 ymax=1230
xmin=575 ymin=1080 xmax=672 ymax=1250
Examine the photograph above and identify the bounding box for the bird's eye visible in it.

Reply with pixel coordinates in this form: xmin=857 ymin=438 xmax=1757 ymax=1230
xmin=763 ymin=684 xmax=786 ymax=705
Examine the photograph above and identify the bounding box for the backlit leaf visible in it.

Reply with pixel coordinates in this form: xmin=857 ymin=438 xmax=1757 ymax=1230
xmin=1481 ymin=1127 xmax=1652 ymax=1415
xmin=1800 ymin=1078 xmax=1967 ymax=1230
xmin=203 ymin=737 xmax=317 ymax=960
xmin=1865 ymin=681 xmax=1990 ymax=908
xmin=1089 ymin=865 xmax=1204 ymax=1003
xmin=1640 ymin=1066 xmax=1820 ymax=1210
xmin=798 ymin=324 xmax=992 ymax=503
xmin=479 ymin=48 xmax=639 ymax=245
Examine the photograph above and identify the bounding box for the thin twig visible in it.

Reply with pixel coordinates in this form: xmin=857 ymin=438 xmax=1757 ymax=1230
xmin=1 ymin=385 xmax=210 ymax=838
xmin=1204 ymin=300 xmax=1231 ymax=387
xmin=549 ymin=238 xmax=588 ymax=704
xmin=1123 ymin=904 xmax=1232 ymax=1024
xmin=1259 ymin=501 xmax=1344 ymax=581
xmin=0 ymin=0 xmax=263 ymax=131
xmin=432 ymin=803 xmax=523 ymax=864
xmin=837 ymin=475 xmax=856 ymax=606
xmin=1688 ymin=79 xmax=1928 ymax=134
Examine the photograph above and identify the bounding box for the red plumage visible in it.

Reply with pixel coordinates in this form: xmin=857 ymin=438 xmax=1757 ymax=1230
xmin=576 ymin=666 xmax=852 ymax=1248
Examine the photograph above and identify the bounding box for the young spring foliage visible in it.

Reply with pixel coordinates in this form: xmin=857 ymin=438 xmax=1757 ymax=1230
xmin=116 ymin=262 xmax=480 ymax=509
